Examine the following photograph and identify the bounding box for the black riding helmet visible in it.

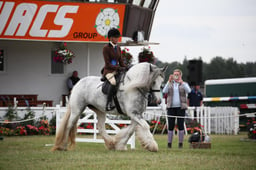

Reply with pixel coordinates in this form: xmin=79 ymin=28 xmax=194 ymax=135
xmin=107 ymin=28 xmax=121 ymax=38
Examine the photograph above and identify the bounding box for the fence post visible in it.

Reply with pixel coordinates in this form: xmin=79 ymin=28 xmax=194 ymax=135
xmin=207 ymin=107 xmax=211 ymax=134
xmin=128 ymin=132 xmax=135 ymax=149
xmin=234 ymin=107 xmax=239 ymax=135
xmin=93 ymin=112 xmax=97 ymax=140
xmin=55 ymin=105 xmax=60 ymax=132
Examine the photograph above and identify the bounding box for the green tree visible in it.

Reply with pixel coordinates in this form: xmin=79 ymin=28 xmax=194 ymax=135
xmin=155 ymin=56 xmax=256 ymax=84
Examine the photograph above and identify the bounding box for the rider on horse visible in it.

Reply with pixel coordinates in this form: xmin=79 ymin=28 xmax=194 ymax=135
xmin=102 ymin=28 xmax=127 ymax=111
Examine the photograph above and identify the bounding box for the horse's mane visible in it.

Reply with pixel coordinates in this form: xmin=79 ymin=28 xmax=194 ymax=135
xmin=124 ymin=63 xmax=152 ymax=91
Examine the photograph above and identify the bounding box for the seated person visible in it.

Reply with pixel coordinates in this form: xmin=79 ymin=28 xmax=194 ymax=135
xmin=67 ymin=71 xmax=80 ymax=94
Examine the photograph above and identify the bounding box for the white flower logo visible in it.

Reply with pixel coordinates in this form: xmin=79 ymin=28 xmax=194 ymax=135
xmin=95 ymin=8 xmax=120 ymax=37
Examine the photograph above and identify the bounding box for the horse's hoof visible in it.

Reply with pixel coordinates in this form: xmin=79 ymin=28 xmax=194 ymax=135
xmin=115 ymin=145 xmax=127 ymax=151
xmin=148 ymin=143 xmax=158 ymax=152
xmin=104 ymin=141 xmax=116 ymax=150
xmin=143 ymin=141 xmax=158 ymax=152
xmin=51 ymin=146 xmax=67 ymax=151
xmin=149 ymin=146 xmax=158 ymax=152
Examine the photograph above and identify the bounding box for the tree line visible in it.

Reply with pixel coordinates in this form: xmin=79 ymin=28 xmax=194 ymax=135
xmin=155 ymin=56 xmax=256 ymax=84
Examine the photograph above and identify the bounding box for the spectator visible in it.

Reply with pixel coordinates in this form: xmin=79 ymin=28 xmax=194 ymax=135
xmin=67 ymin=71 xmax=80 ymax=94
xmin=162 ymin=69 xmax=191 ymax=148
xmin=187 ymin=85 xmax=203 ymax=118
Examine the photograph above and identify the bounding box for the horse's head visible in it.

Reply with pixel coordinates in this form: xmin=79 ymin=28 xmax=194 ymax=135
xmin=124 ymin=63 xmax=168 ymax=89
xmin=124 ymin=63 xmax=168 ymax=104
xmin=148 ymin=64 xmax=168 ymax=104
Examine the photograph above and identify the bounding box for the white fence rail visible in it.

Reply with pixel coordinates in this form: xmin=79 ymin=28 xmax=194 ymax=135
xmin=0 ymin=106 xmax=56 ymax=121
xmin=0 ymin=104 xmax=240 ymax=146
xmin=187 ymin=106 xmax=239 ymax=135
xmin=142 ymin=105 xmax=239 ymax=135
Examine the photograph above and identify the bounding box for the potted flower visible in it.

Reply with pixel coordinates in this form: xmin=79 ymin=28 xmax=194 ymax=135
xmin=121 ymin=47 xmax=133 ymax=66
xmin=247 ymin=118 xmax=256 ymax=139
xmin=54 ymin=42 xmax=75 ymax=64
xmin=138 ymin=46 xmax=155 ymax=64
xmin=186 ymin=120 xmax=204 ymax=134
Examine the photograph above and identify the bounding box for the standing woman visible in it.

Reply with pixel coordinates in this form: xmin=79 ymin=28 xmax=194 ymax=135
xmin=102 ymin=28 xmax=126 ymax=111
xmin=163 ymin=69 xmax=191 ymax=148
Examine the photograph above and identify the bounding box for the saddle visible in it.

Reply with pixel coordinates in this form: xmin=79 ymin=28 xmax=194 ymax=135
xmin=101 ymin=73 xmax=125 ymax=114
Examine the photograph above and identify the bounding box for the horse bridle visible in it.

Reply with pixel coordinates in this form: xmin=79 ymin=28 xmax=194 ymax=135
xmin=137 ymin=80 xmax=162 ymax=100
xmin=150 ymin=88 xmax=161 ymax=93
xmin=126 ymin=70 xmax=162 ymax=100
xmin=149 ymin=73 xmax=163 ymax=94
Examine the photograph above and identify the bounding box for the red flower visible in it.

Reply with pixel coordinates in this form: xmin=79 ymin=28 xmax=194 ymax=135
xmin=39 ymin=126 xmax=44 ymax=130
xmin=18 ymin=127 xmax=27 ymax=135
xmin=119 ymin=124 xmax=125 ymax=127
xmin=194 ymin=127 xmax=201 ymax=131
xmin=27 ymin=125 xmax=34 ymax=129
xmin=86 ymin=124 xmax=93 ymax=129
xmin=253 ymin=130 xmax=256 ymax=134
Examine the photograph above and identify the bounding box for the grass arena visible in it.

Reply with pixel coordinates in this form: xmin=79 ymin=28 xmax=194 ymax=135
xmin=0 ymin=134 xmax=255 ymax=170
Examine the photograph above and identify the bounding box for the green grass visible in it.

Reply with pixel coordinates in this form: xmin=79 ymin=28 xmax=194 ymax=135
xmin=0 ymin=133 xmax=255 ymax=170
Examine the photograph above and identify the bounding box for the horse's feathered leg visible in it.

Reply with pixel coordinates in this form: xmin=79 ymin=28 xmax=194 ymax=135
xmin=113 ymin=121 xmax=137 ymax=150
xmin=52 ymin=105 xmax=71 ymax=151
xmin=52 ymin=103 xmax=82 ymax=151
xmin=135 ymin=119 xmax=158 ymax=152
xmin=92 ymin=107 xmax=136 ymax=151
xmin=91 ymin=108 xmax=116 ymax=150
xmin=66 ymin=113 xmax=79 ymax=150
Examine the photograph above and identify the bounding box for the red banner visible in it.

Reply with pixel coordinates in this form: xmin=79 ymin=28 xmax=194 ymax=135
xmin=0 ymin=0 xmax=125 ymax=42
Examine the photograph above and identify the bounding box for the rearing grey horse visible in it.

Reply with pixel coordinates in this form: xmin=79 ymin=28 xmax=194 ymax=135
xmin=52 ymin=62 xmax=167 ymax=152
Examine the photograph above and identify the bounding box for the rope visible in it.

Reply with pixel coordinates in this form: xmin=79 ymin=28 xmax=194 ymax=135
xmin=0 ymin=103 xmax=48 ymax=124
xmin=1 ymin=107 xmax=255 ymax=124
xmin=0 ymin=114 xmax=49 ymax=124
xmin=145 ymin=111 xmax=256 ymax=119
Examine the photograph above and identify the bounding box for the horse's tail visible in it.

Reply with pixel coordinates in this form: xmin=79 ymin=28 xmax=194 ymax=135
xmin=51 ymin=105 xmax=74 ymax=151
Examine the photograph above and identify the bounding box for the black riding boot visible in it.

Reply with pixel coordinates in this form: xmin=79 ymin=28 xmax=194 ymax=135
xmin=106 ymin=84 xmax=116 ymax=111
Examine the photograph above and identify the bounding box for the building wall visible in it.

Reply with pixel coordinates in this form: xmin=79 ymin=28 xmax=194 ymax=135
xmin=0 ymin=40 xmax=105 ymax=105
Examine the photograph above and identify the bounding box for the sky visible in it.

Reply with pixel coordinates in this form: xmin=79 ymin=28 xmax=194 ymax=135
xmin=127 ymin=0 xmax=256 ymax=64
